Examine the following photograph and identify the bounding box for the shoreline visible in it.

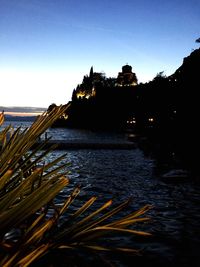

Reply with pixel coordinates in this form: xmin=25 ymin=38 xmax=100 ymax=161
xmin=31 ymin=139 xmax=136 ymax=150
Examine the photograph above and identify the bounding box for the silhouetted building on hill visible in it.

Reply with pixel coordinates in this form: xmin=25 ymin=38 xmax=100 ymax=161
xmin=49 ymin=49 xmax=200 ymax=175
xmin=116 ymin=64 xmax=138 ymax=86
xmin=74 ymin=66 xmax=104 ymax=100
xmin=74 ymin=65 xmax=138 ymax=100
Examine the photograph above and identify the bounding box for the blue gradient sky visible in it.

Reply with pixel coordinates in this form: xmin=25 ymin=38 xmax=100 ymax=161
xmin=0 ymin=0 xmax=199 ymax=108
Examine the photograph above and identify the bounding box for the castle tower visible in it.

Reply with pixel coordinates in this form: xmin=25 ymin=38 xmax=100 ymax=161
xmin=116 ymin=64 xmax=138 ymax=86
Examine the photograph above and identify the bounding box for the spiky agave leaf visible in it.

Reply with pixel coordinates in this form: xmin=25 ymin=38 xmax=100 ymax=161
xmin=0 ymin=105 xmax=152 ymax=267
xmin=0 ymin=106 xmax=66 ymax=177
xmin=1 ymin=192 xmax=152 ymax=267
xmin=54 ymin=198 xmax=152 ymax=244
xmin=0 ymin=111 xmax=4 ymax=126
xmin=0 ymin=106 xmax=70 ymax=264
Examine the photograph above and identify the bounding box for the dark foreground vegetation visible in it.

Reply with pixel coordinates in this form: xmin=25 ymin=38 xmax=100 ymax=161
xmin=0 ymin=108 xmax=152 ymax=267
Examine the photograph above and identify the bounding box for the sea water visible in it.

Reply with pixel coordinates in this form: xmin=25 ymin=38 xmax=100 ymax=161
xmin=1 ymin=119 xmax=200 ymax=266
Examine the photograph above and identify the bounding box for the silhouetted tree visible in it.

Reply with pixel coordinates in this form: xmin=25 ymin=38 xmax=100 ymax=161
xmin=153 ymin=71 xmax=166 ymax=81
xmin=72 ymin=89 xmax=77 ymax=101
xmin=89 ymin=66 xmax=93 ymax=79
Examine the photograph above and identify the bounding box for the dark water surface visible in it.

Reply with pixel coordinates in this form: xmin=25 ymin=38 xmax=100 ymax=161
xmin=2 ymin=121 xmax=200 ymax=266
xmin=49 ymin=149 xmax=200 ymax=267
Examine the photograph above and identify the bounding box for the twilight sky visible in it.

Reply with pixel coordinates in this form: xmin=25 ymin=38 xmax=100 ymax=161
xmin=0 ymin=0 xmax=199 ymax=108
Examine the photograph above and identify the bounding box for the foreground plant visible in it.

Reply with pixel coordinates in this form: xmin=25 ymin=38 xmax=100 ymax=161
xmin=0 ymin=108 xmax=152 ymax=267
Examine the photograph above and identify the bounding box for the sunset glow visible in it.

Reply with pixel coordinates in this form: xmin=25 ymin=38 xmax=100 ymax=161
xmin=0 ymin=0 xmax=199 ymax=108
xmin=4 ymin=111 xmax=43 ymax=117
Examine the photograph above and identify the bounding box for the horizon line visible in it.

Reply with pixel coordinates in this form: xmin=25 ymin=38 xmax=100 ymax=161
xmin=4 ymin=111 xmax=44 ymax=117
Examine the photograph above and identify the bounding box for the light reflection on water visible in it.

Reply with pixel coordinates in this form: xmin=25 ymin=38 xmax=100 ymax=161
xmin=2 ymin=120 xmax=200 ymax=266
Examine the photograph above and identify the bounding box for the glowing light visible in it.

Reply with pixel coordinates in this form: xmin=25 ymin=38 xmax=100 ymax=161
xmin=76 ymin=92 xmax=86 ymax=98
xmin=127 ymin=117 xmax=136 ymax=124
xmin=63 ymin=114 xmax=68 ymax=119
xmin=148 ymin=117 xmax=154 ymax=122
